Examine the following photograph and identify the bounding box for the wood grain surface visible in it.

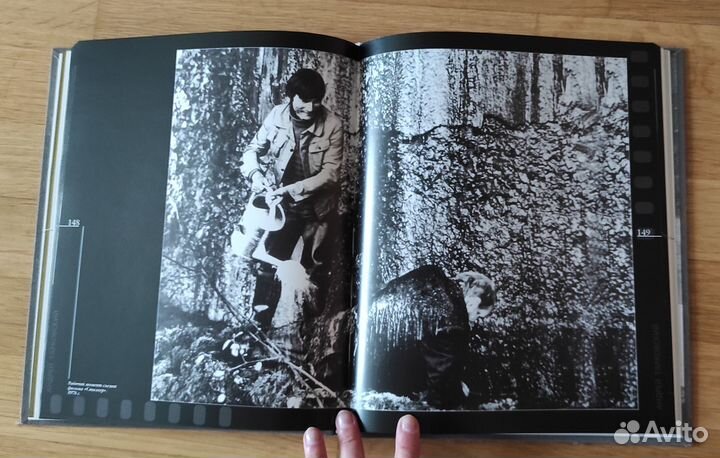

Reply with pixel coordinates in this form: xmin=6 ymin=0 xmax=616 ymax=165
xmin=0 ymin=0 xmax=718 ymax=456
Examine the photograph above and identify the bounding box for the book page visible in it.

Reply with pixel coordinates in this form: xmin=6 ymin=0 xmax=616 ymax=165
xmin=354 ymin=47 xmax=638 ymax=414
xmin=152 ymin=46 xmax=360 ymax=409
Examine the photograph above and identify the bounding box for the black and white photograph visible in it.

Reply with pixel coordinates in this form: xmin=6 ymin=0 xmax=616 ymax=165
xmin=355 ymin=49 xmax=639 ymax=411
xmin=151 ymin=47 xmax=360 ymax=408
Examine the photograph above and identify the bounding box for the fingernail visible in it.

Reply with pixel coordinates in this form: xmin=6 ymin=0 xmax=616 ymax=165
xmin=304 ymin=427 xmax=322 ymax=446
xmin=336 ymin=410 xmax=355 ymax=429
xmin=400 ymin=415 xmax=419 ymax=433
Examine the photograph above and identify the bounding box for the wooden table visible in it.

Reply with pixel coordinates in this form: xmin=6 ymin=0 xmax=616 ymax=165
xmin=1 ymin=0 xmax=718 ymax=456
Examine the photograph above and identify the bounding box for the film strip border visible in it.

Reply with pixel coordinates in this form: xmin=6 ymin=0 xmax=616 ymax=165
xmin=628 ymin=48 xmax=666 ymax=227
xmin=627 ymin=46 xmax=678 ymax=425
xmin=47 ymin=394 xmax=236 ymax=427
xmin=43 ymin=392 xmax=337 ymax=428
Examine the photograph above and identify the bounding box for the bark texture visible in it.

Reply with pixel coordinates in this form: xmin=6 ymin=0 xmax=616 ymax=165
xmin=361 ymin=49 xmax=636 ymax=409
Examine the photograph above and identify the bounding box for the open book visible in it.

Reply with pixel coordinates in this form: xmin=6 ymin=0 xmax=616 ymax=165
xmin=22 ymin=31 xmax=690 ymax=441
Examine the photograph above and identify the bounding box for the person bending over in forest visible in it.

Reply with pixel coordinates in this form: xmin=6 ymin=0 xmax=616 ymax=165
xmin=362 ymin=265 xmax=496 ymax=409
xmin=240 ymin=68 xmax=343 ymax=331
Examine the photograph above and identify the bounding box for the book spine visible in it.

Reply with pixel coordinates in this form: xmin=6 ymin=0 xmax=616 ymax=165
xmin=21 ymin=48 xmax=71 ymax=423
xmin=660 ymin=47 xmax=690 ymax=428
xmin=669 ymin=48 xmax=691 ymax=429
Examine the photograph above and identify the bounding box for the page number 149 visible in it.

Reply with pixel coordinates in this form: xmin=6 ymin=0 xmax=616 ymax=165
xmin=636 ymin=227 xmax=661 ymax=238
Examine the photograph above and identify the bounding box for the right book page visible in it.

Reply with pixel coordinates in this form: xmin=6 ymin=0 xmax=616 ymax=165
xmin=351 ymin=37 xmax=669 ymax=435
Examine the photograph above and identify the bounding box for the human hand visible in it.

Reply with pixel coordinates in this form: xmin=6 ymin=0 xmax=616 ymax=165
xmin=267 ymin=182 xmax=303 ymax=202
xmin=303 ymin=410 xmax=421 ymax=458
xmin=265 ymin=189 xmax=283 ymax=207
xmin=250 ymin=171 xmax=272 ymax=193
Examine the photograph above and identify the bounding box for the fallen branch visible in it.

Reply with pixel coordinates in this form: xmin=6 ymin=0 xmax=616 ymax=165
xmin=288 ymin=363 xmax=324 ymax=408
xmin=227 ymin=357 xmax=279 ymax=372
xmin=163 ymin=254 xmax=339 ymax=401
xmin=246 ymin=328 xmax=338 ymax=401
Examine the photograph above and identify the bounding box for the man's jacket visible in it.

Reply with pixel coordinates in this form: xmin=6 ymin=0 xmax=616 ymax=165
xmin=240 ymin=102 xmax=343 ymax=219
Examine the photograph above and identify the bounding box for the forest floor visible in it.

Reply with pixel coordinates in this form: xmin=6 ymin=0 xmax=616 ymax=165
xmin=151 ymin=305 xmax=351 ymax=408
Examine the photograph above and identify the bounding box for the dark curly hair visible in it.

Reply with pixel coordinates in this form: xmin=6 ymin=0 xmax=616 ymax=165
xmin=286 ymin=68 xmax=326 ymax=102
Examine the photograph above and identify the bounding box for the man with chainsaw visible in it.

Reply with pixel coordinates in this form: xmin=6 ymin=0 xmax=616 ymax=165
xmin=240 ymin=68 xmax=343 ymax=331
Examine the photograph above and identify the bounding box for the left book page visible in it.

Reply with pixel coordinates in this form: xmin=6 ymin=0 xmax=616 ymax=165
xmin=154 ymin=47 xmax=360 ymax=408
xmin=23 ymin=32 xmax=361 ymax=431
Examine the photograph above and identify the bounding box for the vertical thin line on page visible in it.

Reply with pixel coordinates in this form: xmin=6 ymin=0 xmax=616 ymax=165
xmin=67 ymin=225 xmax=85 ymax=380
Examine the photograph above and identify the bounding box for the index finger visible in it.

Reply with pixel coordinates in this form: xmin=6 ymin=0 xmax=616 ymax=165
xmin=304 ymin=427 xmax=328 ymax=458
xmin=336 ymin=410 xmax=365 ymax=458
xmin=394 ymin=415 xmax=421 ymax=458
